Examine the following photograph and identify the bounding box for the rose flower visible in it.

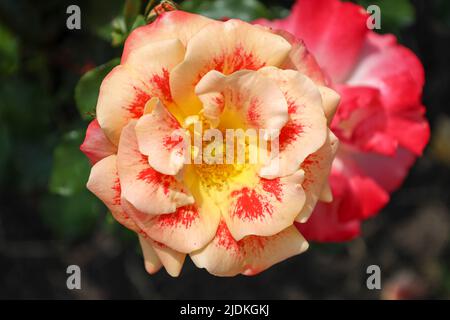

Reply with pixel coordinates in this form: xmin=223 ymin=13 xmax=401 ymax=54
xmin=81 ymin=10 xmax=339 ymax=276
xmin=255 ymin=0 xmax=430 ymax=241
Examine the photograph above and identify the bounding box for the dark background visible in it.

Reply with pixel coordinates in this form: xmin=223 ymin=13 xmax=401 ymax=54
xmin=0 ymin=0 xmax=449 ymax=299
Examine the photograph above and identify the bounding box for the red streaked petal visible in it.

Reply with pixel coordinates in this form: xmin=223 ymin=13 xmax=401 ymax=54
xmin=117 ymin=121 xmax=194 ymax=215
xmin=222 ymin=170 xmax=306 ymax=241
xmin=191 ymin=222 xmax=308 ymax=276
xmin=135 ymin=101 xmax=188 ymax=176
xmin=96 ymin=65 xmax=151 ymax=145
xmin=170 ymin=19 xmax=292 ymax=115
xmin=86 ymin=155 xmax=139 ymax=232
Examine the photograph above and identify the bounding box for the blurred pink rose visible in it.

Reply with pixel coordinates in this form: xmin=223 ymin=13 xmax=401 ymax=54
xmin=255 ymin=0 xmax=430 ymax=241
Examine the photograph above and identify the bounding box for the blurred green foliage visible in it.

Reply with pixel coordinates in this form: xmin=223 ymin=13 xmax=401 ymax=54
xmin=75 ymin=58 xmax=120 ymax=120
xmin=180 ymin=0 xmax=289 ymax=21
xmin=49 ymin=130 xmax=90 ymax=196
xmin=0 ymin=24 xmax=18 ymax=74
xmin=96 ymin=0 xmax=147 ymax=47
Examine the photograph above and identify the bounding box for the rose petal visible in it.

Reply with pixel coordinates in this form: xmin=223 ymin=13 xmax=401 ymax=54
xmin=222 ymin=170 xmax=306 ymax=241
xmin=80 ymin=119 xmax=117 ymax=165
xmin=255 ymin=0 xmax=368 ymax=82
xmin=195 ymin=69 xmax=288 ymax=133
xmin=96 ymin=65 xmax=151 ymax=145
xmin=139 ymin=236 xmax=185 ymax=277
xmin=124 ymin=39 xmax=186 ymax=109
xmin=135 ymin=100 xmax=188 ymax=176
xmin=272 ymin=29 xmax=327 ymax=86
xmin=122 ymin=196 xmax=220 ymax=254
xmin=296 ymin=130 xmax=339 ymax=222
xmin=296 ymin=202 xmax=361 ymax=242
xmin=257 ymin=67 xmax=330 ymax=178
xmin=138 ymin=235 xmax=162 ymax=274
xmin=117 ymin=121 xmax=194 ymax=215
xmin=122 ymin=11 xmax=214 ymax=63
xmin=170 ymin=19 xmax=292 ymax=116
xmin=346 ymin=33 xmax=429 ymax=155
xmin=86 ymin=155 xmax=139 ymax=232
xmin=191 ymin=222 xmax=308 ymax=276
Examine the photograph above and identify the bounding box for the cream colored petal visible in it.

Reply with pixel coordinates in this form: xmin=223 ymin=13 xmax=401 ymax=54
xmin=296 ymin=130 xmax=339 ymax=223
xmin=96 ymin=65 xmax=151 ymax=145
xmin=122 ymin=11 xmax=214 ymax=63
xmin=274 ymin=29 xmax=327 ymax=86
xmin=195 ymin=70 xmax=288 ymax=133
xmin=138 ymin=235 xmax=162 ymax=274
xmin=86 ymin=155 xmax=139 ymax=233
xmin=221 ymin=170 xmax=306 ymax=241
xmin=121 ymin=194 xmax=220 ymax=254
xmin=191 ymin=223 xmax=308 ymax=276
xmin=170 ymin=19 xmax=292 ymax=116
xmin=135 ymin=101 xmax=188 ymax=176
xmin=117 ymin=121 xmax=194 ymax=215
xmin=319 ymin=181 xmax=333 ymax=203
xmin=318 ymin=86 xmax=340 ymax=125
xmin=124 ymin=39 xmax=185 ymax=109
xmin=151 ymin=241 xmax=186 ymax=277
xmin=257 ymin=67 xmax=328 ymax=178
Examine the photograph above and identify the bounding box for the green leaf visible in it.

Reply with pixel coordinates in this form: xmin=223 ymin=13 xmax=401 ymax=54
xmin=102 ymin=213 xmax=136 ymax=243
xmin=40 ymin=190 xmax=103 ymax=241
xmin=49 ymin=130 xmax=90 ymax=196
xmin=124 ymin=0 xmax=143 ymax=29
xmin=356 ymin=0 xmax=415 ymax=33
xmin=131 ymin=14 xmax=147 ymax=31
xmin=75 ymin=58 xmax=120 ymax=120
xmin=0 ymin=23 xmax=19 ymax=75
xmin=180 ymin=0 xmax=288 ymax=22
xmin=95 ymin=1 xmax=146 ymax=47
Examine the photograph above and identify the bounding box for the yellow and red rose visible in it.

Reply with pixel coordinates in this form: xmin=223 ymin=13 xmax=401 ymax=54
xmin=81 ymin=10 xmax=340 ymax=276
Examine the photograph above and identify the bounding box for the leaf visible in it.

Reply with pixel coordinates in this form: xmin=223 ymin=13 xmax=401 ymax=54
xmin=0 ymin=23 xmax=19 ymax=75
xmin=75 ymin=58 xmax=120 ymax=120
xmin=131 ymin=14 xmax=147 ymax=31
xmin=102 ymin=212 xmax=136 ymax=243
xmin=95 ymin=2 xmax=146 ymax=47
xmin=49 ymin=130 xmax=90 ymax=196
xmin=180 ymin=0 xmax=288 ymax=22
xmin=124 ymin=0 xmax=143 ymax=29
xmin=40 ymin=190 xmax=103 ymax=241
